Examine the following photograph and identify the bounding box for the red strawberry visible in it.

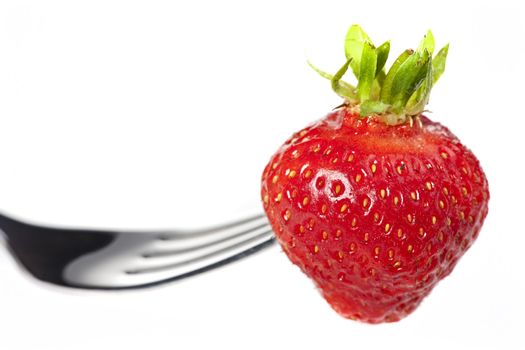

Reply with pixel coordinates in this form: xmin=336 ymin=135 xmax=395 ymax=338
xmin=261 ymin=25 xmax=489 ymax=323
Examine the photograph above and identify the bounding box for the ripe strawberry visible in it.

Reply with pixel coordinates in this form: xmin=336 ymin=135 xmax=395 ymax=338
xmin=261 ymin=25 xmax=489 ymax=323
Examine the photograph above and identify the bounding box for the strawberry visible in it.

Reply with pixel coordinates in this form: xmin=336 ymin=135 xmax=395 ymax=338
xmin=261 ymin=25 xmax=489 ymax=323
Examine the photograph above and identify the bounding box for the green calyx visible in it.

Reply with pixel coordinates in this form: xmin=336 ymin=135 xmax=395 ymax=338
xmin=309 ymin=24 xmax=449 ymax=125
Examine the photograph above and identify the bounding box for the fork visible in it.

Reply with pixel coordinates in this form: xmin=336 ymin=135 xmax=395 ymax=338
xmin=0 ymin=211 xmax=275 ymax=290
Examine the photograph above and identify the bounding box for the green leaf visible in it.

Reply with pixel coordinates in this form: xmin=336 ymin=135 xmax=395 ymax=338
xmin=432 ymin=43 xmax=449 ymax=85
xmin=330 ymin=58 xmax=357 ymax=100
xmin=417 ymin=30 xmax=435 ymax=55
xmin=308 ymin=60 xmax=356 ymax=100
xmin=406 ymin=57 xmax=433 ymax=115
xmin=344 ymin=24 xmax=372 ymax=78
xmin=375 ymin=41 xmax=390 ymax=78
xmin=376 ymin=70 xmax=386 ymax=87
xmin=360 ymin=100 xmax=390 ymax=116
xmin=389 ymin=49 xmax=431 ymax=113
xmin=403 ymin=33 xmax=445 ymax=115
xmin=357 ymin=42 xmax=377 ymax=102
xmin=307 ymin=59 xmax=335 ymax=80
xmin=380 ymin=49 xmax=412 ymax=104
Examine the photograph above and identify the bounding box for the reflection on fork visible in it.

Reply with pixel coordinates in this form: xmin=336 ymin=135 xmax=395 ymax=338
xmin=0 ymin=212 xmax=275 ymax=290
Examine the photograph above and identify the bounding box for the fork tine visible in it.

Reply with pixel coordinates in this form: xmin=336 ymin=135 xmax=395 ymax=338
xmin=144 ymin=218 xmax=271 ymax=255
xmin=156 ymin=213 xmax=267 ymax=239
xmin=143 ymin=222 xmax=271 ymax=257
xmin=125 ymin=229 xmax=274 ymax=275
xmin=116 ymin=236 xmax=275 ymax=289
xmin=127 ymin=223 xmax=273 ymax=272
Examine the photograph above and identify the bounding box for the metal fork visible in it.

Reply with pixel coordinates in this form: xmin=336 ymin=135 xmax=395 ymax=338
xmin=0 ymin=211 xmax=275 ymax=290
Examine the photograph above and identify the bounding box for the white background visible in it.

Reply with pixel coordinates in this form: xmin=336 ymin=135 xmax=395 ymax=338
xmin=0 ymin=0 xmax=524 ymax=349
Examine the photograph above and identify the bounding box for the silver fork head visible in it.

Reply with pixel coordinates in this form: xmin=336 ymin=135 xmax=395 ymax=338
xmin=64 ymin=214 xmax=274 ymax=288
xmin=0 ymin=212 xmax=275 ymax=289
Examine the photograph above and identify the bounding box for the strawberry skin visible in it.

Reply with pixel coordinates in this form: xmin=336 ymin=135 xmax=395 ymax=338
xmin=261 ymin=109 xmax=489 ymax=323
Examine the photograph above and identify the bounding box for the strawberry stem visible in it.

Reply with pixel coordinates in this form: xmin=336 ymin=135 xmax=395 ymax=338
xmin=309 ymin=25 xmax=449 ymax=125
